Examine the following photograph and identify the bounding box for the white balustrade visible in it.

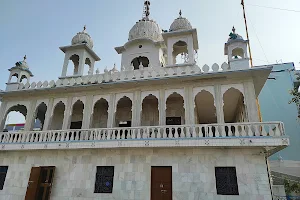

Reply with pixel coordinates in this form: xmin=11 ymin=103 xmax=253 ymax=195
xmin=17 ymin=63 xmax=233 ymax=91
xmin=0 ymin=122 xmax=284 ymax=145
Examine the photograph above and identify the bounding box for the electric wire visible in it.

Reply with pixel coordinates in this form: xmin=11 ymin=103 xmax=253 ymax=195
xmin=246 ymin=3 xmax=300 ymax=13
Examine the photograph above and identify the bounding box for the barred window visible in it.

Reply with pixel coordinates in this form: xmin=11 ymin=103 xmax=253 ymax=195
xmin=215 ymin=167 xmax=239 ymax=195
xmin=0 ymin=166 xmax=8 ymax=190
xmin=94 ymin=166 xmax=114 ymax=193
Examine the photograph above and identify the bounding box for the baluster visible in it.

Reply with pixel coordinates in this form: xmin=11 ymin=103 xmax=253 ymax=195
xmin=209 ymin=126 xmax=214 ymax=137
xmin=261 ymin=124 xmax=267 ymax=136
xmin=275 ymin=124 xmax=281 ymax=136
xmin=227 ymin=125 xmax=233 ymax=136
xmin=119 ymin=129 xmax=123 ymax=139
xmin=34 ymin=133 xmax=39 ymax=142
xmin=174 ymin=127 xmax=179 ymax=138
xmin=108 ymin=130 xmax=112 ymax=140
xmin=9 ymin=133 xmax=13 ymax=143
xmin=70 ymin=131 xmax=74 ymax=141
xmin=163 ymin=127 xmax=167 ymax=138
xmin=137 ymin=129 xmax=141 ymax=139
xmin=268 ymin=125 xmax=274 ymax=136
xmin=233 ymin=125 xmax=238 ymax=137
xmin=13 ymin=133 xmax=18 ymax=143
xmin=241 ymin=125 xmax=247 ymax=136
xmin=214 ymin=126 xmax=220 ymax=137
xmin=150 ymin=128 xmax=155 ymax=138
xmin=254 ymin=125 xmax=260 ymax=136
xmin=51 ymin=132 xmax=56 ymax=142
xmin=101 ymin=130 xmax=106 ymax=140
xmin=74 ymin=131 xmax=79 ymax=141
xmin=247 ymin=125 xmax=253 ymax=136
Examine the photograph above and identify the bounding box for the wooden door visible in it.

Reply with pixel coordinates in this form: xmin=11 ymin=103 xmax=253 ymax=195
xmin=25 ymin=167 xmax=41 ymax=200
xmin=37 ymin=167 xmax=55 ymax=200
xmin=151 ymin=166 xmax=172 ymax=200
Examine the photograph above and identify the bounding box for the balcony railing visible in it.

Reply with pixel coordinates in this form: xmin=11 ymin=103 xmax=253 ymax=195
xmin=0 ymin=122 xmax=288 ymax=151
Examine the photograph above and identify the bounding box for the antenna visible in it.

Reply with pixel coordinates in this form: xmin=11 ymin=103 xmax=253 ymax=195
xmin=142 ymin=1 xmax=150 ymax=20
xmin=241 ymin=0 xmax=253 ymax=67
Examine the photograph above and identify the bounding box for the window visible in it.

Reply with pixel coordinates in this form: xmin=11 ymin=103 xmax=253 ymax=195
xmin=94 ymin=166 xmax=114 ymax=193
xmin=215 ymin=167 xmax=239 ymax=195
xmin=0 ymin=166 xmax=8 ymax=190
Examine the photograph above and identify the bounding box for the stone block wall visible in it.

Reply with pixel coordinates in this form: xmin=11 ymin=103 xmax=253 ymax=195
xmin=0 ymin=148 xmax=272 ymax=200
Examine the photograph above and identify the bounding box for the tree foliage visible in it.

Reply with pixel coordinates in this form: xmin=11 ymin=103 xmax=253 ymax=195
xmin=288 ymin=72 xmax=300 ymax=118
xmin=284 ymin=179 xmax=300 ymax=195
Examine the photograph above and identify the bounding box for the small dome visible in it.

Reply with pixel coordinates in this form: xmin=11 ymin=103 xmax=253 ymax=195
xmin=128 ymin=19 xmax=163 ymax=42
xmin=15 ymin=55 xmax=29 ymax=69
xmin=71 ymin=26 xmax=94 ymax=48
xmin=170 ymin=10 xmax=192 ymax=32
xmin=227 ymin=26 xmax=244 ymax=43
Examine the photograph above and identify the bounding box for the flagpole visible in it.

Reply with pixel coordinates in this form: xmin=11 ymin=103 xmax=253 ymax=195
xmin=241 ymin=0 xmax=253 ymax=67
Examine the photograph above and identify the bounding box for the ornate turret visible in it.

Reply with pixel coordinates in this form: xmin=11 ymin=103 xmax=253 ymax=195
xmin=6 ymin=55 xmax=34 ymax=91
xmin=224 ymin=26 xmax=250 ymax=70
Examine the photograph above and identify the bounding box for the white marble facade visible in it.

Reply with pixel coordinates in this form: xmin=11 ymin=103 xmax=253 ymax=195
xmin=0 ymin=148 xmax=272 ymax=200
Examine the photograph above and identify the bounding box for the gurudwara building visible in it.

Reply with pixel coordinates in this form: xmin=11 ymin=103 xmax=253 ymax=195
xmin=0 ymin=2 xmax=289 ymax=200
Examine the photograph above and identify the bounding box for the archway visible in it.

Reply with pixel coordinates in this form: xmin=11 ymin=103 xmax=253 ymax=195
xmin=141 ymin=94 xmax=159 ymax=126
xmin=232 ymin=48 xmax=244 ymax=59
xmin=115 ymin=96 xmax=132 ymax=127
xmin=172 ymin=40 xmax=188 ymax=64
xmin=194 ymin=91 xmax=216 ymax=124
xmin=70 ymin=100 xmax=84 ymax=129
xmin=32 ymin=102 xmax=47 ymax=131
xmin=166 ymin=92 xmax=185 ymax=125
xmin=2 ymin=104 xmax=27 ymax=132
xmin=50 ymin=102 xmax=65 ymax=130
xmin=10 ymin=73 xmax=18 ymax=83
xmin=91 ymin=98 xmax=109 ymax=128
xmin=66 ymin=54 xmax=80 ymax=76
xmin=131 ymin=56 xmax=149 ymax=70
xmin=223 ymin=88 xmax=247 ymax=123
xmin=20 ymin=75 xmax=28 ymax=84
xmin=84 ymin=58 xmax=92 ymax=75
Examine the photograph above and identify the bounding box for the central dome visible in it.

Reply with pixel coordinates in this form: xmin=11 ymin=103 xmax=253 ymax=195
xmin=128 ymin=19 xmax=163 ymax=42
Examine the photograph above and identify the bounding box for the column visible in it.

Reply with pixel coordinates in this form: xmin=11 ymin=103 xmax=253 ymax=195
xmin=187 ymin=39 xmax=195 ymax=64
xmin=214 ymin=84 xmax=224 ymax=123
xmin=188 ymin=87 xmax=195 ymax=124
xmin=78 ymin=52 xmax=86 ymax=76
xmin=184 ymin=86 xmax=191 ymax=124
xmin=132 ymin=91 xmax=141 ymax=127
xmin=43 ymin=98 xmax=54 ymax=131
xmin=0 ymin=102 xmax=8 ymax=131
xmin=61 ymin=56 xmax=69 ymax=77
xmin=107 ymin=94 xmax=116 ymax=128
xmin=243 ymin=81 xmax=259 ymax=122
xmin=24 ymin=100 xmax=37 ymax=131
xmin=167 ymin=45 xmax=173 ymax=65
xmin=82 ymin=95 xmax=93 ymax=129
xmin=159 ymin=89 xmax=166 ymax=125
xmin=62 ymin=97 xmax=73 ymax=130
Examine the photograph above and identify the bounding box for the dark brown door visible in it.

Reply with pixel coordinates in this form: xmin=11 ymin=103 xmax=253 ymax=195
xmin=25 ymin=167 xmax=41 ymax=200
xmin=37 ymin=167 xmax=55 ymax=200
xmin=151 ymin=166 xmax=172 ymax=200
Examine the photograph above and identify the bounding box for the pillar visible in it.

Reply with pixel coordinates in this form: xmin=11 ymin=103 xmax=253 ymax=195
xmin=62 ymin=97 xmax=73 ymax=129
xmin=43 ymin=98 xmax=54 ymax=131
xmin=214 ymin=84 xmax=224 ymax=123
xmin=82 ymin=95 xmax=93 ymax=129
xmin=0 ymin=102 xmax=8 ymax=131
xmin=184 ymin=86 xmax=191 ymax=124
xmin=107 ymin=94 xmax=116 ymax=128
xmin=159 ymin=89 xmax=166 ymax=125
xmin=243 ymin=81 xmax=259 ymax=122
xmin=78 ymin=51 xmax=86 ymax=76
xmin=187 ymin=39 xmax=194 ymax=64
xmin=24 ymin=100 xmax=37 ymax=131
xmin=61 ymin=56 xmax=69 ymax=77
xmin=132 ymin=91 xmax=141 ymax=127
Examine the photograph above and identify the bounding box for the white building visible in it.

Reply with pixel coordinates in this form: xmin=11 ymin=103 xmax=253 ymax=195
xmin=0 ymin=2 xmax=289 ymax=200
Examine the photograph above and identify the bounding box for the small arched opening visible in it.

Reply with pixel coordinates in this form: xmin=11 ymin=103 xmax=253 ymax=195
xmin=2 ymin=104 xmax=27 ymax=132
xmin=131 ymin=56 xmax=149 ymax=70
xmin=10 ymin=73 xmax=19 ymax=83
xmin=91 ymin=98 xmax=109 ymax=128
xmin=231 ymin=48 xmax=244 ymax=59
xmin=70 ymin=100 xmax=84 ymax=129
xmin=66 ymin=54 xmax=80 ymax=76
xmin=166 ymin=92 xmax=185 ymax=125
xmin=84 ymin=58 xmax=92 ymax=75
xmin=50 ymin=101 xmax=65 ymax=130
xmin=141 ymin=94 xmax=159 ymax=126
xmin=115 ymin=96 xmax=132 ymax=127
xmin=194 ymin=91 xmax=217 ymax=124
xmin=20 ymin=75 xmax=28 ymax=84
xmin=32 ymin=102 xmax=47 ymax=131
xmin=172 ymin=40 xmax=188 ymax=64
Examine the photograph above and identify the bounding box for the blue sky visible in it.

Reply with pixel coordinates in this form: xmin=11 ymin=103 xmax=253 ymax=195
xmin=1 ymin=0 xmax=300 ymax=123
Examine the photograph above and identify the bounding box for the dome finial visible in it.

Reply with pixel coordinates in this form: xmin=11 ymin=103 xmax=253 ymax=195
xmin=232 ymin=26 xmax=236 ymax=34
xmin=83 ymin=25 xmax=86 ymax=32
xmin=23 ymin=55 xmax=27 ymax=61
xmin=142 ymin=1 xmax=151 ymax=20
xmin=179 ymin=10 xmax=182 ymax=17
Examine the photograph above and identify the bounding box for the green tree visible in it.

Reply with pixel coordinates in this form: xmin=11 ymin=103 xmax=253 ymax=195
xmin=288 ymin=72 xmax=300 ymax=118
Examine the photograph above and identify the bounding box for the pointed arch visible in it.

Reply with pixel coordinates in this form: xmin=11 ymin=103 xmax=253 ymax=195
xmin=141 ymin=94 xmax=159 ymax=126
xmin=32 ymin=102 xmax=47 ymax=131
xmin=66 ymin=54 xmax=80 ymax=76
xmin=50 ymin=101 xmax=65 ymax=130
xmin=1 ymin=104 xmax=27 ymax=131
xmin=173 ymin=40 xmax=188 ymax=64
xmin=223 ymin=87 xmax=247 ymax=123
xmin=194 ymin=90 xmax=216 ymax=124
xmin=91 ymin=98 xmax=109 ymax=128
xmin=115 ymin=96 xmax=132 ymax=127
xmin=166 ymin=92 xmax=185 ymax=125
xmin=70 ymin=100 xmax=84 ymax=129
